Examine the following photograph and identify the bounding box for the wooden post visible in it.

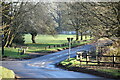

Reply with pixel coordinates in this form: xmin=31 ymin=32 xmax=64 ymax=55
xmin=86 ymin=54 xmax=88 ymax=65
xmin=23 ymin=49 xmax=26 ymax=54
xmin=76 ymin=52 xmax=83 ymax=66
xmin=76 ymin=52 xmax=79 ymax=59
xmin=97 ymin=54 xmax=100 ymax=65
xmin=58 ymin=45 xmax=60 ymax=47
xmin=80 ymin=52 xmax=82 ymax=66
xmin=45 ymin=47 xmax=47 ymax=50
xmin=87 ymin=54 xmax=89 ymax=61
xmin=59 ymin=44 xmax=61 ymax=47
xmin=48 ymin=45 xmax=51 ymax=48
xmin=113 ymin=54 xmax=115 ymax=67
xmin=61 ymin=44 xmax=63 ymax=47
xmin=114 ymin=55 xmax=116 ymax=62
xmin=80 ymin=53 xmax=82 ymax=60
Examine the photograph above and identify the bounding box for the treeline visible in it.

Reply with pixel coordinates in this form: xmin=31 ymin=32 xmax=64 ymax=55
xmin=1 ymin=1 xmax=120 ymax=47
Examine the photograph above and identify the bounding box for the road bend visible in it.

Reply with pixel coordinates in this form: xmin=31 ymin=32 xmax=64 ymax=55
xmin=2 ymin=45 xmax=105 ymax=79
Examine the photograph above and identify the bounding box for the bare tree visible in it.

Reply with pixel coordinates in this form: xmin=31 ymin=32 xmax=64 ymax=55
xmin=65 ymin=2 xmax=120 ymax=40
xmin=22 ymin=2 xmax=56 ymax=43
xmin=2 ymin=1 xmax=56 ymax=46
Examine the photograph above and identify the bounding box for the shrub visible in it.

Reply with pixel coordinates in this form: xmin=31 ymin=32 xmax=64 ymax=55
xmin=13 ymin=34 xmax=25 ymax=45
xmin=103 ymin=40 xmax=120 ymax=64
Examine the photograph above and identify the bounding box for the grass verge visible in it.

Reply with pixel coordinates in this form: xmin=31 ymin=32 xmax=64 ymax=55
xmin=3 ymin=48 xmax=28 ymax=59
xmin=0 ymin=66 xmax=15 ymax=79
xmin=3 ymin=34 xmax=91 ymax=59
xmin=57 ymin=58 xmax=120 ymax=79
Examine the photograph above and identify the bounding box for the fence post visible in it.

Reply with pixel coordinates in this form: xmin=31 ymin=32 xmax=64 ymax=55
xmin=45 ymin=47 xmax=47 ymax=50
xmin=87 ymin=54 xmax=90 ymax=61
xmin=80 ymin=53 xmax=82 ymax=60
xmin=86 ymin=53 xmax=88 ymax=65
xmin=59 ymin=44 xmax=61 ymax=47
xmin=76 ymin=52 xmax=79 ymax=59
xmin=80 ymin=53 xmax=82 ymax=66
xmin=48 ymin=45 xmax=51 ymax=48
xmin=97 ymin=54 xmax=100 ymax=65
xmin=112 ymin=54 xmax=115 ymax=67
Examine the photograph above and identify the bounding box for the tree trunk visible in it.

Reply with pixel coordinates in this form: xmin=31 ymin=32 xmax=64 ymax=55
xmin=85 ymin=34 xmax=87 ymax=39
xmin=31 ymin=34 xmax=36 ymax=43
xmin=4 ymin=30 xmax=11 ymax=47
xmin=89 ymin=32 xmax=92 ymax=38
xmin=76 ymin=29 xmax=79 ymax=40
xmin=8 ymin=34 xmax=15 ymax=47
xmin=84 ymin=31 xmax=88 ymax=39
xmin=80 ymin=32 xmax=83 ymax=40
xmin=90 ymin=34 xmax=92 ymax=38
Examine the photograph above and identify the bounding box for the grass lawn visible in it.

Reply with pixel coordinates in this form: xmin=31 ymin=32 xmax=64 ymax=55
xmin=4 ymin=48 xmax=28 ymax=58
xmin=25 ymin=34 xmax=91 ymax=52
xmin=25 ymin=34 xmax=90 ymax=44
xmin=0 ymin=66 xmax=15 ymax=79
xmin=25 ymin=34 xmax=90 ymax=49
xmin=26 ymin=41 xmax=90 ymax=53
xmin=3 ymin=34 xmax=91 ymax=59
xmin=59 ymin=58 xmax=120 ymax=78
xmin=60 ymin=58 xmax=97 ymax=67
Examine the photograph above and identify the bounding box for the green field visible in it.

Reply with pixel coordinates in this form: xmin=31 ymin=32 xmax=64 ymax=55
xmin=25 ymin=34 xmax=90 ymax=52
xmin=25 ymin=34 xmax=77 ymax=50
xmin=3 ymin=34 xmax=91 ymax=58
xmin=25 ymin=34 xmax=77 ymax=44
xmin=25 ymin=34 xmax=90 ymax=44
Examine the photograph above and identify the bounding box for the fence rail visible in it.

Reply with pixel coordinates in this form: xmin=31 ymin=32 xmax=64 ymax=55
xmin=44 ymin=39 xmax=91 ymax=50
xmin=77 ymin=53 xmax=120 ymax=67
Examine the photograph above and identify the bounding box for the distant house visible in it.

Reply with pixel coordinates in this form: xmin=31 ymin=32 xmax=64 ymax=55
xmin=59 ymin=30 xmax=91 ymax=35
xmin=60 ymin=31 xmax=76 ymax=35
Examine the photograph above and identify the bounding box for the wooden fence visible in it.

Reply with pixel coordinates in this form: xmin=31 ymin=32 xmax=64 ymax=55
xmin=76 ymin=52 xmax=120 ymax=67
xmin=44 ymin=39 xmax=91 ymax=50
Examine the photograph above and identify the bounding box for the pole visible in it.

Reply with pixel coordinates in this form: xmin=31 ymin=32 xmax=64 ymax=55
xmin=67 ymin=38 xmax=73 ymax=60
xmin=68 ymin=38 xmax=71 ymax=60
xmin=2 ymin=38 xmax=4 ymax=56
xmin=2 ymin=22 xmax=4 ymax=56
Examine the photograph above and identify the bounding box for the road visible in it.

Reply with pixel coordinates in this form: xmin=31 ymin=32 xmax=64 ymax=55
xmin=2 ymin=44 xmax=104 ymax=79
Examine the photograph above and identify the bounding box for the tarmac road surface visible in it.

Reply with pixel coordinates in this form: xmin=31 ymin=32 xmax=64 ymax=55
xmin=2 ymin=44 xmax=106 ymax=79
